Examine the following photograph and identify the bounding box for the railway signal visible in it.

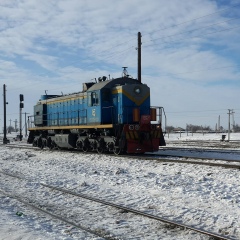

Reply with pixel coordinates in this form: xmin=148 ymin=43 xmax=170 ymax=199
xmin=19 ymin=94 xmax=24 ymax=141
xmin=3 ymin=84 xmax=9 ymax=144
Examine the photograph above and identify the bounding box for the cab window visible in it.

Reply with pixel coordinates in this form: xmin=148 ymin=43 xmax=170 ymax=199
xmin=88 ymin=91 xmax=99 ymax=106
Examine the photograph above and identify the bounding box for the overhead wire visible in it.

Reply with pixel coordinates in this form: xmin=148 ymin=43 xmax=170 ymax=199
xmin=3 ymin=2 xmax=240 ymax=94
xmin=167 ymin=109 xmax=230 ymax=113
xmin=148 ymin=2 xmax=240 ymax=35
xmin=1 ymin=4 xmax=240 ymax=125
xmin=139 ymin=3 xmax=240 ymax=85
xmin=89 ymin=37 xmax=136 ymax=57
xmin=7 ymin=45 xmax=136 ymax=93
xmin=9 ymin=17 xmax=240 ymax=93
xmin=157 ymin=64 xmax=240 ymax=78
xmin=143 ymin=15 xmax=240 ymax=44
xmin=144 ymin=24 xmax=240 ymax=48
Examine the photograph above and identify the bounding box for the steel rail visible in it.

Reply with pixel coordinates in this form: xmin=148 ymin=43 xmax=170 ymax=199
xmin=41 ymin=184 xmax=232 ymax=240
xmin=0 ymin=170 xmax=231 ymax=240
xmin=2 ymin=143 xmax=240 ymax=169
xmin=125 ymin=154 xmax=240 ymax=169
xmin=152 ymin=153 xmax=240 ymax=162
xmin=161 ymin=146 xmax=240 ymax=153
xmin=0 ymin=188 xmax=118 ymax=240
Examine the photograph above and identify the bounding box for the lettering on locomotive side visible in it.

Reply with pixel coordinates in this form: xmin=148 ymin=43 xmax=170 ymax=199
xmin=89 ymin=117 xmax=99 ymax=123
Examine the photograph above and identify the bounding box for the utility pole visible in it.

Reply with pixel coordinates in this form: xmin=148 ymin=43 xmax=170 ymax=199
xmin=3 ymin=84 xmax=8 ymax=144
xmin=9 ymin=119 xmax=12 ymax=126
xmin=14 ymin=119 xmax=18 ymax=132
xmin=137 ymin=32 xmax=142 ymax=83
xmin=232 ymin=110 xmax=235 ymax=131
xmin=24 ymin=112 xmax=30 ymax=137
xmin=227 ymin=109 xmax=233 ymax=141
xmin=19 ymin=94 xmax=24 ymax=141
xmin=218 ymin=115 xmax=220 ymax=133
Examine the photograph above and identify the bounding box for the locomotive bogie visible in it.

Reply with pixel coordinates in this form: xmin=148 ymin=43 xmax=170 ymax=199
xmin=51 ymin=134 xmax=77 ymax=149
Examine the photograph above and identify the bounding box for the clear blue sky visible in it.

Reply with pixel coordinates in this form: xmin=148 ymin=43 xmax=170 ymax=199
xmin=0 ymin=0 xmax=240 ymax=130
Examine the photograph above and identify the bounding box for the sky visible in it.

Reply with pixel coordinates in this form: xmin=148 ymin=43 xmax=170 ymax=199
xmin=0 ymin=0 xmax=240 ymax=130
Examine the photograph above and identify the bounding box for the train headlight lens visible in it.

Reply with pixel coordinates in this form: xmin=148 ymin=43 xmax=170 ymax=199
xmin=134 ymin=87 xmax=141 ymax=94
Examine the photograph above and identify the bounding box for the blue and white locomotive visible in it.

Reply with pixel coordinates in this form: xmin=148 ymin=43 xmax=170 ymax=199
xmin=28 ymin=70 xmax=166 ymax=154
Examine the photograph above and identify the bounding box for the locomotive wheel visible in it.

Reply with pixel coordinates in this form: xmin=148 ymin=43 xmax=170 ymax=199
xmin=113 ymin=147 xmax=121 ymax=155
xmin=82 ymin=146 xmax=89 ymax=152
xmin=37 ymin=138 xmax=43 ymax=149
xmin=49 ymin=141 xmax=55 ymax=150
xmin=97 ymin=139 xmax=105 ymax=154
xmin=46 ymin=137 xmax=52 ymax=149
xmin=97 ymin=147 xmax=104 ymax=154
xmin=76 ymin=140 xmax=83 ymax=151
xmin=82 ymin=139 xmax=89 ymax=152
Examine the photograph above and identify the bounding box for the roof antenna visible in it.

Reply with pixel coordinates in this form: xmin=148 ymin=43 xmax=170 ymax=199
xmin=122 ymin=67 xmax=128 ymax=78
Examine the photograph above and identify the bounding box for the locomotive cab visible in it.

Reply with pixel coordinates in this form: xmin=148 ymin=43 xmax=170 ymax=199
xmin=111 ymin=83 xmax=150 ymax=124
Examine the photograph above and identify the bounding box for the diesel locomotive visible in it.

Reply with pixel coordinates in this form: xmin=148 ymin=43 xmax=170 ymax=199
xmin=27 ymin=70 xmax=166 ymax=154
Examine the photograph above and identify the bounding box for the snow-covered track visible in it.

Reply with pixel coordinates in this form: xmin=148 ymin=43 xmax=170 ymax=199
xmin=166 ymin=140 xmax=240 ymax=149
xmin=0 ymin=170 xmax=122 ymax=239
xmin=122 ymin=152 xmax=240 ymax=169
xmin=0 ymin=188 xmax=114 ymax=239
xmin=3 ymin=143 xmax=240 ymax=169
xmin=0 ymin=143 xmax=40 ymax=150
xmin=0 ymin=169 xmax=233 ymax=240
xmin=161 ymin=146 xmax=240 ymax=154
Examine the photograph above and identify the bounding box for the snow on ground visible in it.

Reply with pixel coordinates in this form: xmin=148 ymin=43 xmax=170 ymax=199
xmin=0 ymin=133 xmax=240 ymax=239
xmin=165 ymin=132 xmax=240 ymax=141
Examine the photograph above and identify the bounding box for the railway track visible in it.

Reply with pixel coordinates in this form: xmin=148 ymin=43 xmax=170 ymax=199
xmin=139 ymin=155 xmax=240 ymax=169
xmin=166 ymin=140 xmax=240 ymax=149
xmin=0 ymin=169 xmax=232 ymax=240
xmin=161 ymin=146 xmax=240 ymax=154
xmin=0 ymin=188 xmax=112 ymax=240
xmin=2 ymin=143 xmax=240 ymax=170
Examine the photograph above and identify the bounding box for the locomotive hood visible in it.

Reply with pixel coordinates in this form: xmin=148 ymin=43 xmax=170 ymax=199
xmin=87 ymin=77 xmax=141 ymax=92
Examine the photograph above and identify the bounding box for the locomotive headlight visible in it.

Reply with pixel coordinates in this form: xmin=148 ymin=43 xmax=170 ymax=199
xmin=134 ymin=87 xmax=141 ymax=94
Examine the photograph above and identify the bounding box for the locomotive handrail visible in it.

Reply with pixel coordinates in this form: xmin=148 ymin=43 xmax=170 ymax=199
xmin=151 ymin=106 xmax=167 ymax=132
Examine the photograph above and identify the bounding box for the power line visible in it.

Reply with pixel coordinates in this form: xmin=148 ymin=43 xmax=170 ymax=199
xmin=7 ymin=21 xmax=240 ymax=93
xmin=90 ymin=37 xmax=136 ymax=57
xmin=2 ymin=4 xmax=240 ymax=95
xmin=148 ymin=2 xmax=240 ymax=35
xmin=9 ymin=37 xmax=239 ymax=94
xmin=157 ymin=64 xmax=240 ymax=78
xmin=144 ymin=24 xmax=240 ymax=48
xmin=7 ymin=45 xmax=136 ymax=93
xmin=167 ymin=109 xmax=228 ymax=113
xmin=6 ymin=60 xmax=240 ymax=94
xmin=143 ymin=15 xmax=240 ymax=44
